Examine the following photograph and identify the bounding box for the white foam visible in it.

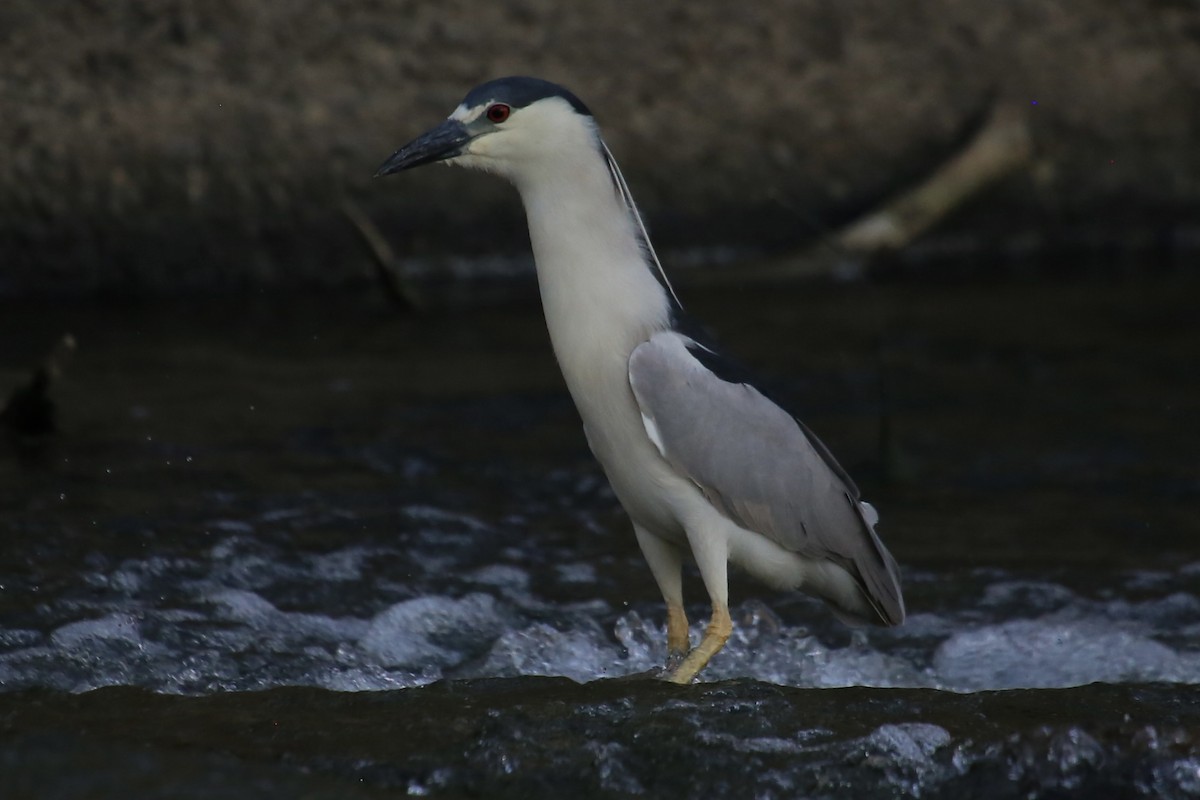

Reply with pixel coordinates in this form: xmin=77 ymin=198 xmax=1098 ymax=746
xmin=50 ymin=613 xmax=143 ymax=649
xmin=200 ymin=588 xmax=369 ymax=657
xmin=468 ymin=564 xmax=530 ymax=593
xmin=554 ymin=563 xmax=597 ymax=584
xmin=3 ymin=526 xmax=1198 ymax=696
xmin=933 ymin=619 xmax=1197 ymax=690
xmin=476 ymin=622 xmax=617 ymax=682
xmin=207 ymin=588 xmax=278 ymax=623
xmin=402 ymin=505 xmax=491 ymax=531
xmin=310 ymin=547 xmax=370 ymax=581
xmin=359 ymin=594 xmax=504 ymax=670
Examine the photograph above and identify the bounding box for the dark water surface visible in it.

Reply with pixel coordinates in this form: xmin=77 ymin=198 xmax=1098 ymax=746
xmin=1 ymin=273 xmax=1197 ymax=798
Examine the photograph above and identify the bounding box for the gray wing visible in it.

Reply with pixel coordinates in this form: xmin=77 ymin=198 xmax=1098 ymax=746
xmin=628 ymin=331 xmax=904 ymax=626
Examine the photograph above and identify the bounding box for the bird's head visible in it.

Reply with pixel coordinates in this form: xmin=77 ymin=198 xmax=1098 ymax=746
xmin=375 ymin=76 xmax=596 ymax=182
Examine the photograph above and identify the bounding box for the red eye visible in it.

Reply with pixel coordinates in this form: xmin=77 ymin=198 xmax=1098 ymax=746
xmin=486 ymin=103 xmax=511 ymax=123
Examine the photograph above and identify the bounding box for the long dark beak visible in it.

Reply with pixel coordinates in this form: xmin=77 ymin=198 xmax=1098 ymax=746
xmin=374 ymin=119 xmax=472 ymax=177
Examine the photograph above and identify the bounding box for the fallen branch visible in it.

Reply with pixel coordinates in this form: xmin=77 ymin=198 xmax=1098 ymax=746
xmin=341 ymin=197 xmax=423 ymax=310
xmin=695 ymin=100 xmax=1034 ymax=283
xmin=836 ymin=102 xmax=1033 ymax=253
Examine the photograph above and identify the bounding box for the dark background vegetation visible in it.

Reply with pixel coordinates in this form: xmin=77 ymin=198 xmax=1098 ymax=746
xmin=1 ymin=0 xmax=1198 ymax=296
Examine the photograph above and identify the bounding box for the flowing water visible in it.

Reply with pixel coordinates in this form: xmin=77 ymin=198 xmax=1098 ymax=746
xmin=1 ymin=272 xmax=1197 ymax=798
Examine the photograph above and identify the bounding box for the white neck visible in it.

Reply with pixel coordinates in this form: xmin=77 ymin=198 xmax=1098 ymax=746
xmin=513 ymin=142 xmax=672 ymax=397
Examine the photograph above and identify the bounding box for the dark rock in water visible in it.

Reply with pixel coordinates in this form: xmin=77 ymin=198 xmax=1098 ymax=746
xmin=1 ymin=680 xmax=1197 ymax=799
xmin=1 ymin=334 xmax=75 ymax=452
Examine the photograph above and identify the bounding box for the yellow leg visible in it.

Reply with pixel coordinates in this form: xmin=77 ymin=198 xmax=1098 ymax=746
xmin=665 ymin=603 xmax=690 ymax=670
xmin=666 ymin=603 xmax=732 ymax=685
xmin=632 ymin=525 xmax=691 ymax=674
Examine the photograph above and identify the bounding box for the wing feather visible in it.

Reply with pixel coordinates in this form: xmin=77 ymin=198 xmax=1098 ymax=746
xmin=629 ymin=332 xmax=904 ymax=625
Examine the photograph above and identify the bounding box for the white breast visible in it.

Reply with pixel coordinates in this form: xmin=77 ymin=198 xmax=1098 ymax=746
xmin=512 ymin=132 xmax=692 ymax=538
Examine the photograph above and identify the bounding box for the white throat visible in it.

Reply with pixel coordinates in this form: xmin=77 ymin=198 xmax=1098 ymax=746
xmin=511 ymin=135 xmax=673 ymax=398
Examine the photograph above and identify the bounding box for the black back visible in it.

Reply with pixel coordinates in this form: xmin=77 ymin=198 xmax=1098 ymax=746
xmin=462 ymin=76 xmax=592 ymax=117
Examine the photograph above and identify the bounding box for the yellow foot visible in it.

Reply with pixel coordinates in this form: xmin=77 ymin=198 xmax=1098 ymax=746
xmin=664 ymin=647 xmax=687 ymax=673
xmin=664 ymin=604 xmax=732 ymax=685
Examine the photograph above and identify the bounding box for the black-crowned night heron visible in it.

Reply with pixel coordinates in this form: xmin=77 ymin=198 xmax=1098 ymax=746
xmin=376 ymin=77 xmax=905 ymax=684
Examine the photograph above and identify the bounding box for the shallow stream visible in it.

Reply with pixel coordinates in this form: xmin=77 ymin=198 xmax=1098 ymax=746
xmin=1 ymin=272 xmax=1197 ymax=797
